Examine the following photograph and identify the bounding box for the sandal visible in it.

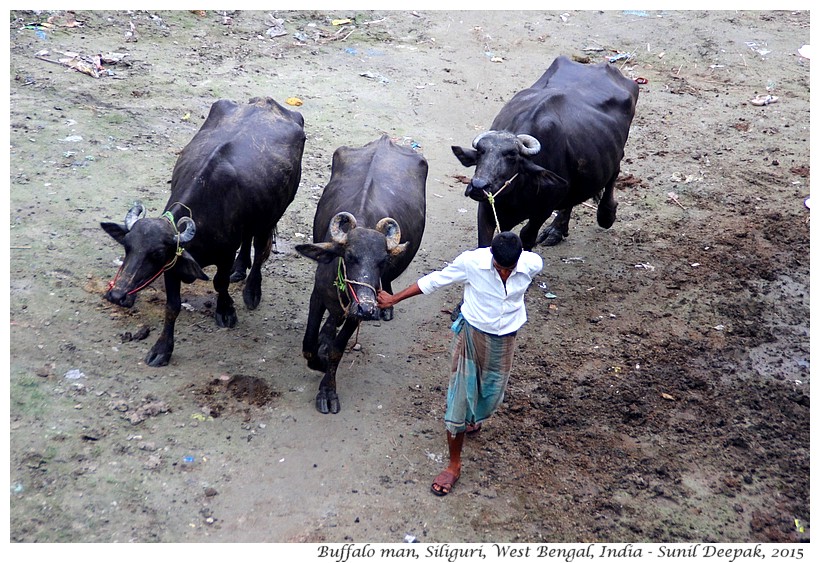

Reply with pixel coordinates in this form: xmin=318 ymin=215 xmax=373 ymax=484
xmin=431 ymin=468 xmax=460 ymax=496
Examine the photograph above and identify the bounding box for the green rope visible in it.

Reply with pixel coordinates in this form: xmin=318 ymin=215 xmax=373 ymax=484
xmin=161 ymin=211 xmax=184 ymax=257
xmin=334 ymin=258 xmax=346 ymax=292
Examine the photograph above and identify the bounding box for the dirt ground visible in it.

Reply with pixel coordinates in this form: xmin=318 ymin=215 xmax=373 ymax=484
xmin=7 ymin=9 xmax=810 ymax=548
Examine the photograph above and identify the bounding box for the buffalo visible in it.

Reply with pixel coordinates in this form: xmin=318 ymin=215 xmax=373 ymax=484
xmin=295 ymin=135 xmax=427 ymax=414
xmin=452 ymin=55 xmax=639 ymax=250
xmin=101 ymin=97 xmax=305 ymax=366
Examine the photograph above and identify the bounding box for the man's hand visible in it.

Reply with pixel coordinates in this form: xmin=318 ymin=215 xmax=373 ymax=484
xmin=377 ymin=289 xmax=395 ymax=309
xmin=377 ymin=282 xmax=422 ymax=309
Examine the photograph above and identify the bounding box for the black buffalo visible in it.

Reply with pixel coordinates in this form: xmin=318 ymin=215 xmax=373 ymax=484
xmin=295 ymin=135 xmax=427 ymax=414
xmin=452 ymin=55 xmax=639 ymax=250
xmin=101 ymin=97 xmax=305 ymax=366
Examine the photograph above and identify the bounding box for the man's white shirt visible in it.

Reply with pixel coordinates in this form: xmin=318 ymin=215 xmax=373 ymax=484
xmin=417 ymin=246 xmax=543 ymax=335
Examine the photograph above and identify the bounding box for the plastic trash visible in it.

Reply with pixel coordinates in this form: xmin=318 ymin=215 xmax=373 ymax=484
xmin=64 ymin=369 xmax=85 ymax=379
xmin=750 ymin=95 xmax=778 ymax=106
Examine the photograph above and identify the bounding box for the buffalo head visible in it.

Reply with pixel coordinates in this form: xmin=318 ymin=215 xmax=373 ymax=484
xmin=100 ymin=203 xmax=207 ymax=307
xmin=296 ymin=212 xmax=407 ymax=321
xmin=451 ymin=130 xmax=567 ymax=202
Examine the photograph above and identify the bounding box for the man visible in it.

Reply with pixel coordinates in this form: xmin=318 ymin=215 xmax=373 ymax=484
xmin=377 ymin=231 xmax=543 ymax=496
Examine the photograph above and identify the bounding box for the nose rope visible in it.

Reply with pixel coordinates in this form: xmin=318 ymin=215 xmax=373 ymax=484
xmin=483 ymin=172 xmax=518 ymax=234
xmin=334 ymin=257 xmax=381 ymax=317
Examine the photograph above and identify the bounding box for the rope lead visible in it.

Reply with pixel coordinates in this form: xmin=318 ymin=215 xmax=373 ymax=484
xmin=483 ymin=172 xmax=518 ymax=234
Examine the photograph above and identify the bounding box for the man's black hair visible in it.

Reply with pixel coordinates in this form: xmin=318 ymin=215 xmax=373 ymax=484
xmin=491 ymin=231 xmax=523 ymax=268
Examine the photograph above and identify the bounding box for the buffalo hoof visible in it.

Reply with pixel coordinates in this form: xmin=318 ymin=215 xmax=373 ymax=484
xmin=597 ymin=201 xmax=618 ymax=229
xmin=316 ymin=389 xmax=340 ymax=414
xmin=537 ymin=226 xmax=565 ymax=246
xmin=243 ymin=284 xmax=262 ymax=310
xmin=229 ymin=270 xmax=247 ymax=283
xmin=215 ymin=308 xmax=238 ymax=328
xmin=380 ymin=306 xmax=394 ymax=322
xmin=145 ymin=346 xmax=171 ymax=367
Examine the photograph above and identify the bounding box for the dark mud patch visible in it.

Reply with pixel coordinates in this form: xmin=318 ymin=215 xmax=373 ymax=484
xmin=194 ymin=375 xmax=280 ymax=420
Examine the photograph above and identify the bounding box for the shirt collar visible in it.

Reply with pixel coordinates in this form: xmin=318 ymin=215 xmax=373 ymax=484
xmin=480 ymin=250 xmax=494 ymax=270
xmin=482 ymin=249 xmax=518 ymax=274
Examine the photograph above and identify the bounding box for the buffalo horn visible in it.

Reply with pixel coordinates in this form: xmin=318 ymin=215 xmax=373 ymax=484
xmin=175 ymin=216 xmax=197 ymax=245
xmin=471 ymin=130 xmax=496 ymax=149
xmin=329 ymin=212 xmax=357 ymax=244
xmin=124 ymin=202 xmax=146 ymax=231
xmin=517 ymin=134 xmax=541 ymax=156
xmin=375 ymin=218 xmax=402 ymax=251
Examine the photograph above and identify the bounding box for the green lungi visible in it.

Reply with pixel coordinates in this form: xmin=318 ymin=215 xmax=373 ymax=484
xmin=445 ymin=314 xmax=517 ymax=435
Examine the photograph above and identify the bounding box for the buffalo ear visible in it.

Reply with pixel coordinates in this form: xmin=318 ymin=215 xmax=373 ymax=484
xmin=389 ymin=241 xmax=409 ymax=258
xmin=176 ymin=250 xmax=209 ymax=283
xmin=296 ymin=242 xmax=342 ymax=264
xmin=520 ymin=158 xmax=548 ymax=176
xmin=101 ymin=222 xmax=128 ymax=245
xmin=537 ymin=168 xmax=570 ymax=198
xmin=451 ymin=146 xmax=478 ymax=167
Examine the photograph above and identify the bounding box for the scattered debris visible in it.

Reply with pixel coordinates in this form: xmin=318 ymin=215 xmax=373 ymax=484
xmin=670 ymin=172 xmax=699 ymax=184
xmin=285 ymin=97 xmax=303 ymax=106
xmin=64 ymin=369 xmax=85 ymax=380
xmin=617 ymin=173 xmax=643 ymax=188
xmin=124 ymin=20 xmax=138 ymax=43
xmin=667 ymin=192 xmax=686 ymax=209
xmin=750 ymin=94 xmax=778 ymax=106
xmin=264 ymin=13 xmax=286 ymax=33
xmin=609 ymin=52 xmax=631 ymax=63
xmin=128 ymin=401 xmax=171 ymax=425
xmin=360 ymin=71 xmax=389 ymax=83
xmin=34 ymin=49 xmax=127 ymax=78
xmin=121 ymin=325 xmax=150 ymax=342
xmin=746 ymin=42 xmax=771 ymax=57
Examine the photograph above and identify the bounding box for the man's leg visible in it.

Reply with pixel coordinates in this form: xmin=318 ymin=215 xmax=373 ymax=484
xmin=431 ymin=430 xmax=465 ymax=496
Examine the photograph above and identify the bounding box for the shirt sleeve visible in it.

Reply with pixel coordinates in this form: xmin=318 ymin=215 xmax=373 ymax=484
xmin=417 ymin=253 xmax=469 ymax=294
xmin=522 ymin=251 xmax=544 ymax=276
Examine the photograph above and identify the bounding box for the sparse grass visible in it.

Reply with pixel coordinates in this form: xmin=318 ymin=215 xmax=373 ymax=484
xmin=10 ymin=368 xmax=50 ymax=419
